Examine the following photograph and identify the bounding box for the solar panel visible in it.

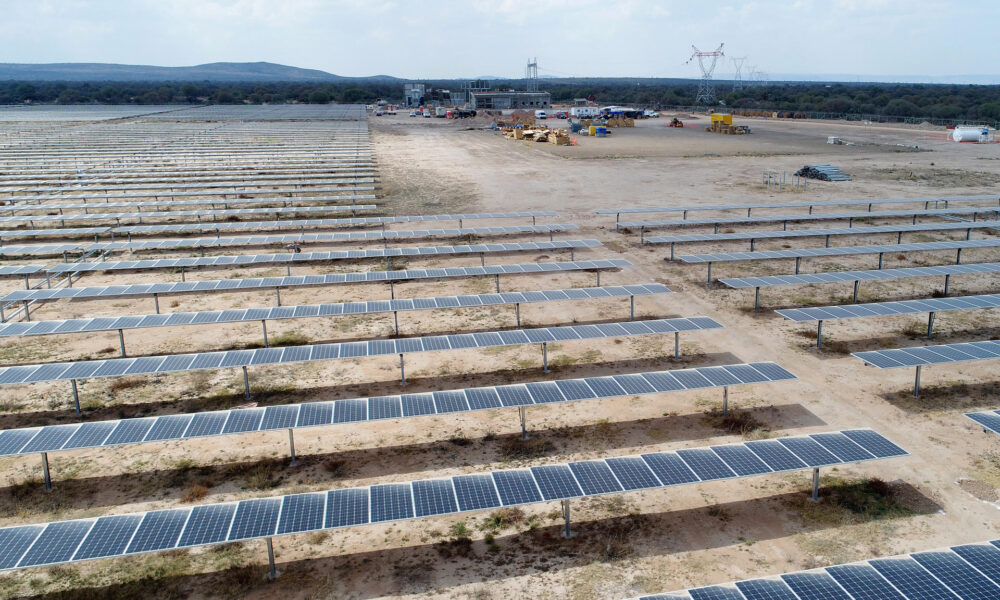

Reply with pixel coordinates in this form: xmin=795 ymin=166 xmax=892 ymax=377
xmin=720 ymin=262 xmax=1000 ymax=290
xmin=641 ymin=452 xmax=699 ymax=485
xmin=688 ymin=587 xmax=745 ymax=600
xmin=0 ymin=204 xmax=381 ymax=224
xmin=868 ymin=557 xmax=961 ymax=599
xmin=950 ymin=543 xmax=1000 ymax=586
xmin=781 ymin=572 xmax=856 ymax=599
xmin=0 ymin=429 xmax=904 ymax=572
xmin=734 ymin=579 xmax=800 ymax=600
xmin=675 ymin=448 xmax=737 ymax=480
xmin=776 ymin=437 xmax=841 ymax=467
xmin=1 ymin=259 xmax=629 ymax=305
xmin=854 ymin=340 xmax=1000 ymax=370
xmin=910 ymin=551 xmax=1000 ymax=599
xmin=677 ymin=239 xmax=1000 ymax=265
xmin=597 ymin=195 xmax=1000 ymax=216
xmin=777 ymin=293 xmax=1000 ymax=324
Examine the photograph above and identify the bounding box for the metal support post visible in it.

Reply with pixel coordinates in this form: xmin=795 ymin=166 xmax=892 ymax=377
xmin=670 ymin=243 xmax=675 ymax=261
xmin=944 ymin=274 xmax=951 ymax=296
xmin=515 ymin=303 xmax=521 ymax=328
xmin=288 ymin=429 xmax=298 ymax=466
xmin=275 ymin=287 xmax=281 ymax=307
xmin=243 ymin=366 xmax=251 ymax=400
xmin=596 ymin=270 xmax=601 ymax=286
xmin=542 ymin=342 xmax=549 ymax=372
xmin=629 ymin=295 xmax=635 ymax=321
xmin=927 ymin=312 xmax=935 ymax=337
xmin=750 ymin=238 xmax=755 ymax=251
xmin=816 ymin=320 xmax=823 ymax=348
xmin=262 ymin=320 xmax=269 ymax=347
xmin=967 ymin=228 xmax=972 ymax=240
xmin=393 ymin=311 xmax=399 ymax=335
xmin=399 ymin=354 xmax=406 ymax=385
xmin=849 ymin=217 xmax=854 ymax=228
xmin=480 ymin=253 xmax=485 ymax=267
xmin=23 ymin=301 xmax=30 ymax=322
xmin=913 ymin=366 xmax=922 ymax=397
xmin=754 ymin=287 xmax=761 ymax=313
xmin=722 ymin=386 xmax=729 ymax=417
xmin=877 ymin=253 xmax=884 ymax=270
xmin=795 ymin=257 xmax=801 ymax=275
xmin=674 ymin=332 xmax=680 ymax=360
xmin=390 ymin=281 xmax=395 ymax=299
xmin=266 ymin=538 xmax=279 ymax=579
xmin=181 ymin=269 xmax=186 ymax=282
xmin=153 ymin=294 xmax=160 ymax=314
xmin=41 ymin=452 xmax=51 ymax=491
xmin=562 ymin=499 xmax=574 ymax=538
xmin=853 ymin=280 xmax=860 ymax=303
xmin=286 ymin=263 xmax=291 ymax=276
xmin=706 ymin=262 xmax=712 ymax=284
xmin=519 ymin=406 xmax=527 ymax=440
xmin=811 ymin=468 xmax=820 ymax=502
xmin=956 ymin=248 xmax=963 ymax=265
xmin=897 ymin=231 xmax=903 ymax=244
xmin=495 ymin=274 xmax=500 ymax=293
xmin=71 ymin=379 xmax=80 ymax=413
xmin=118 ymin=329 xmax=126 ymax=357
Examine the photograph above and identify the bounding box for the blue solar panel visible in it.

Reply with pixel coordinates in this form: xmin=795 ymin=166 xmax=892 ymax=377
xmin=492 ymin=470 xmax=543 ymax=505
xmin=177 ymin=504 xmax=236 ymax=547
xmin=734 ymin=579 xmax=799 ymax=600
xmin=782 ymin=571 xmax=856 ymax=599
xmin=452 ymin=474 xmax=502 ymax=512
xmin=868 ymin=557 xmax=960 ymax=600
xmin=228 ymin=498 xmax=281 ymax=540
xmin=910 ymin=551 xmax=1000 ymax=600
xmin=465 ymin=387 xmax=503 ymax=409
xmin=277 ymin=493 xmax=326 ymax=535
xmin=641 ymin=452 xmax=700 ymax=485
xmin=298 ymin=402 xmax=334 ymax=427
xmin=105 ymin=418 xmax=156 ymax=445
xmin=333 ymin=399 xmax=366 ymax=423
xmin=261 ymin=405 xmax=299 ymax=430
xmin=17 ymin=521 xmax=93 ymax=567
xmin=607 ymin=456 xmax=662 ymax=490
xmin=400 ymin=393 xmax=436 ymax=417
xmin=0 ymin=526 xmax=43 ymax=569
xmin=568 ymin=461 xmax=623 ymax=495
xmin=840 ymin=430 xmax=908 ymax=458
xmin=368 ymin=396 xmax=402 ymax=420
xmin=776 ymin=437 xmax=841 ymax=467
xmin=711 ymin=445 xmax=771 ymax=476
xmin=370 ymin=484 xmax=414 ymax=522
xmin=72 ymin=515 xmax=142 ymax=560
xmin=530 ymin=465 xmax=583 ymax=500
xmin=62 ymin=421 xmax=116 ymax=449
xmin=412 ymin=480 xmax=459 ymax=517
xmin=676 ymin=448 xmax=736 ymax=480
xmin=325 ymin=489 xmax=369 ymax=528
xmin=688 ymin=586 xmax=745 ymax=600
xmin=809 ymin=433 xmax=876 ymax=463
xmin=126 ymin=509 xmax=190 ymax=553
xmin=950 ymin=543 xmax=1000 ymax=586
xmin=744 ymin=440 xmax=808 ymax=472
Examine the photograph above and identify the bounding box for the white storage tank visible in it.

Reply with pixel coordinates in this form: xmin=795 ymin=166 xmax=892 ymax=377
xmin=953 ymin=127 xmax=988 ymax=142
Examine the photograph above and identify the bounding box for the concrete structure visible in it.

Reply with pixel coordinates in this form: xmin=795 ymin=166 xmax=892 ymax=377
xmin=470 ymin=91 xmax=551 ymax=110
xmin=404 ymin=83 xmax=425 ymax=108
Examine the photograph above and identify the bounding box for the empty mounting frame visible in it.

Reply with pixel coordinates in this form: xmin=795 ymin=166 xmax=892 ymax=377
xmin=0 ymin=429 xmax=904 ymax=572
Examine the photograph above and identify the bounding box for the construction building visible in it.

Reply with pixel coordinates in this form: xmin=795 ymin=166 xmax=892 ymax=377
xmin=469 ymin=91 xmax=550 ymax=110
xmin=403 ymin=83 xmax=426 ymax=107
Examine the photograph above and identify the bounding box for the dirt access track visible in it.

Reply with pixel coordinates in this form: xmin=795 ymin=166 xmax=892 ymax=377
xmin=1 ymin=112 xmax=1000 ymax=600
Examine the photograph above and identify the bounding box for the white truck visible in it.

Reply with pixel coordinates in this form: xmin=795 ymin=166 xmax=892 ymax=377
xmin=570 ymin=107 xmax=600 ymax=118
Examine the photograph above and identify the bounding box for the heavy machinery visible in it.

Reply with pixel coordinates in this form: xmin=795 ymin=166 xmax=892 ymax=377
xmin=668 ymin=117 xmax=684 ymax=128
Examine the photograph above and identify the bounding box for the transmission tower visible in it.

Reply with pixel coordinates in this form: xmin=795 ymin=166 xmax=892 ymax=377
xmin=525 ymin=58 xmax=539 ymax=92
xmin=686 ymin=43 xmax=725 ymax=104
xmin=731 ymin=56 xmax=747 ymax=92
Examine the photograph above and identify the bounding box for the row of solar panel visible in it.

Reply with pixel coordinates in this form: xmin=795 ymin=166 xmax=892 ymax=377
xmin=0 ymin=282 xmax=666 ymax=339
xmin=597 ymin=194 xmax=1000 ymax=215
xmin=43 ymin=240 xmax=601 ymax=274
xmin=854 ymin=340 xmax=1000 ymax=369
xmin=0 ymin=429 xmax=904 ymax=571
xmin=2 ymin=170 xmax=378 ymax=188
xmin=776 ymin=293 xmax=1000 ymax=323
xmin=0 ymin=316 xmax=720 ymax=386
xmin=6 ymin=177 xmax=378 ymax=195
xmin=0 ymin=362 xmax=791 ymax=458
xmin=0 ymin=225 xmax=581 ymax=256
xmin=0 ymin=209 xmax=555 ymax=225
xmin=639 ymin=540 xmax=1000 ymax=600
xmin=3 ymin=186 xmax=378 ymax=204
xmin=720 ymin=261 xmax=1000 ymax=290
xmin=618 ymin=206 xmax=1000 ymax=229
xmin=3 ymin=195 xmax=380 ymax=214
xmin=645 ymin=221 xmax=996 ymax=245
xmin=677 ymin=239 xmax=1000 ymax=264
xmin=0 ymin=204 xmax=380 ymax=223
xmin=1 ymin=259 xmax=629 ymax=303
xmin=966 ymin=411 xmax=1000 ymax=435
xmin=0 ymin=165 xmax=377 ymax=186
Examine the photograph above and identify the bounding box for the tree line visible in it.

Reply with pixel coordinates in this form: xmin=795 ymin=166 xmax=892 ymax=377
xmin=2 ymin=79 xmax=998 ymax=125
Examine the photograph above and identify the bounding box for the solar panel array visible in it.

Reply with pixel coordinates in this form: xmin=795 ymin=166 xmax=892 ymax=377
xmin=0 ymin=429 xmax=904 ymax=571
xmin=596 ymin=194 xmax=1000 ymax=216
xmin=853 ymin=340 xmax=1000 ymax=369
xmin=43 ymin=240 xmax=602 ymax=274
xmin=0 ymin=265 xmax=46 ymax=276
xmin=966 ymin=411 xmax=1000 ymax=435
xmin=638 ymin=539 xmax=1000 ymax=600
xmin=0 ymin=316 xmax=722 ymax=386
xmin=618 ymin=206 xmax=1000 ymax=229
xmin=7 ymin=177 xmax=378 ymax=194
xmin=0 ymin=204 xmax=379 ymax=223
xmin=644 ymin=222 xmax=998 ymax=245
xmin=0 ymin=362 xmax=793 ymax=457
xmin=0 ymin=259 xmax=631 ymax=304
xmin=676 ymin=239 xmax=1000 ymax=264
xmin=0 ymin=283 xmax=669 ymax=338
xmin=719 ymin=262 xmax=1000 ymax=290
xmin=777 ymin=294 xmax=1000 ymax=323
xmin=2 ymin=187 xmax=378 ymax=205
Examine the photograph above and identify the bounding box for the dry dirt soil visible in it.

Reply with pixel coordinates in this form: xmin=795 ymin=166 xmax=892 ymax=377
xmin=1 ymin=114 xmax=1000 ymax=600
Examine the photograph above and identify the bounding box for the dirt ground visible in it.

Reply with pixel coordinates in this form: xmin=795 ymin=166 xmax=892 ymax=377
xmin=1 ymin=112 xmax=1000 ymax=599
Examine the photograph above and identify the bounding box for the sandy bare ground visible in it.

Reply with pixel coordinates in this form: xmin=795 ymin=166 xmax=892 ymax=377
xmin=0 ymin=113 xmax=999 ymax=599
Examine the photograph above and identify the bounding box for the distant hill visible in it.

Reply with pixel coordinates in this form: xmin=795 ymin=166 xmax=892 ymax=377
xmin=0 ymin=62 xmax=401 ymax=82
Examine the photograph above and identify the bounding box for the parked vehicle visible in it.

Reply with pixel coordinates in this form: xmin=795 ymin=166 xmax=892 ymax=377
xmin=409 ymin=111 xmax=419 ymax=117
xmin=570 ymin=107 xmax=599 ymax=118
xmin=552 ymin=111 xmax=568 ymax=119
xmin=535 ymin=110 xmax=547 ymax=119
xmin=644 ymin=110 xmax=660 ymax=118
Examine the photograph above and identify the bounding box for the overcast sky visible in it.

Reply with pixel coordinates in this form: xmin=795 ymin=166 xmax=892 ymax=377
xmin=3 ymin=0 xmax=997 ymax=82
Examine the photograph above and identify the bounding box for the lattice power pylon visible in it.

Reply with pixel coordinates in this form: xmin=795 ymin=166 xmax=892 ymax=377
xmin=525 ymin=58 xmax=539 ymax=92
xmin=731 ymin=56 xmax=747 ymax=92
xmin=686 ymin=43 xmax=725 ymax=104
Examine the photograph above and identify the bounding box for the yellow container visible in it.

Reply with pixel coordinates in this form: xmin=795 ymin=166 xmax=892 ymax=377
xmin=711 ymin=113 xmax=733 ymax=125
xmin=589 ymin=125 xmax=597 ymax=136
